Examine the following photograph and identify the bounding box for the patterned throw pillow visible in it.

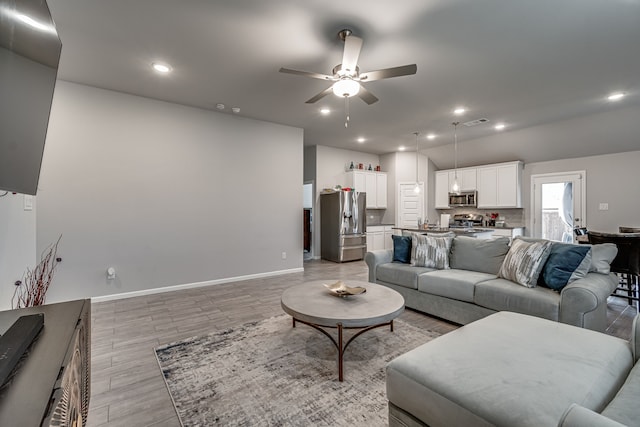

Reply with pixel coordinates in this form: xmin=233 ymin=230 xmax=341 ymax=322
xmin=498 ymin=238 xmax=553 ymax=287
xmin=392 ymin=235 xmax=412 ymax=264
xmin=411 ymin=233 xmax=454 ymax=269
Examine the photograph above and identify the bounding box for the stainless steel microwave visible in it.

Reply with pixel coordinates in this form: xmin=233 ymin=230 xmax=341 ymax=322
xmin=449 ymin=191 xmax=477 ymax=207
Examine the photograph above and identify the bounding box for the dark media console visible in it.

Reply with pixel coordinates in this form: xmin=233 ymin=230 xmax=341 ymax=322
xmin=0 ymin=300 xmax=91 ymax=426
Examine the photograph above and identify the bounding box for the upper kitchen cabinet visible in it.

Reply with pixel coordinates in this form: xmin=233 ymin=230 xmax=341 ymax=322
xmin=345 ymin=171 xmax=387 ymax=209
xmin=476 ymin=161 xmax=523 ymax=208
xmin=448 ymin=168 xmax=477 ymax=192
xmin=435 ymin=167 xmax=477 ymax=209
xmin=435 ymin=171 xmax=450 ymax=209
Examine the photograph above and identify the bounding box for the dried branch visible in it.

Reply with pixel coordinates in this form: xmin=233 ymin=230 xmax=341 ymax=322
xmin=12 ymin=235 xmax=62 ymax=308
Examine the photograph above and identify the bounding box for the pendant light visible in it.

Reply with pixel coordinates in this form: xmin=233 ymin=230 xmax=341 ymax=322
xmin=413 ymin=132 xmax=421 ymax=194
xmin=451 ymin=122 xmax=461 ymax=195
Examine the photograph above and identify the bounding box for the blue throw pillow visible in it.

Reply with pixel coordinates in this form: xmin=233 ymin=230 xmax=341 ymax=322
xmin=540 ymin=243 xmax=592 ymax=291
xmin=392 ymin=235 xmax=412 ymax=264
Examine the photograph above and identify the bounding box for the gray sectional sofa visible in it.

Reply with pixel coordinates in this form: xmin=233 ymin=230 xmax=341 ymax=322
xmin=365 ymin=235 xmax=618 ymax=331
xmin=386 ymin=311 xmax=640 ymax=427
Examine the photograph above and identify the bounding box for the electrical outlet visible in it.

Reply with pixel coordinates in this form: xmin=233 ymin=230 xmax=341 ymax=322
xmin=281 ymin=252 xmax=287 ymax=260
xmin=599 ymin=203 xmax=609 ymax=211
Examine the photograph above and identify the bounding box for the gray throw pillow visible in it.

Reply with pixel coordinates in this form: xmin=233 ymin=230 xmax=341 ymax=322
xmin=498 ymin=238 xmax=553 ymax=287
xmin=449 ymin=236 xmax=511 ymax=275
xmin=411 ymin=233 xmax=454 ymax=269
xmin=587 ymin=243 xmax=618 ymax=274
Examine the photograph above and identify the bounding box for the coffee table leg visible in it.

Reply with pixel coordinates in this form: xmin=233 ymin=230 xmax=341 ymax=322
xmin=288 ymin=317 xmax=393 ymax=382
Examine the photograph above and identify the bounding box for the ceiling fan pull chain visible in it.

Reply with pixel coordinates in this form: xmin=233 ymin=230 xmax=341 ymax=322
xmin=344 ymin=96 xmax=350 ymax=128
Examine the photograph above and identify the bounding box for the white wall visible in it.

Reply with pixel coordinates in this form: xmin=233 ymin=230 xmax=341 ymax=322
xmin=0 ymin=193 xmax=36 ymax=309
xmin=523 ymin=150 xmax=640 ymax=234
xmin=37 ymin=81 xmax=303 ymax=302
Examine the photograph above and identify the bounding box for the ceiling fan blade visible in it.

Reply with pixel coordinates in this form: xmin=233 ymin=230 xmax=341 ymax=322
xmin=305 ymin=86 xmax=334 ymax=104
xmin=357 ymin=86 xmax=379 ymax=105
xmin=360 ymin=64 xmax=417 ymax=82
xmin=279 ymin=68 xmax=334 ymax=81
xmin=341 ymin=36 xmax=363 ymax=74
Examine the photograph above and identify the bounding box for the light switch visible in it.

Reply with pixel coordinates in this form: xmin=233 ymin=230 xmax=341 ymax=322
xmin=23 ymin=195 xmax=33 ymax=211
xmin=598 ymin=203 xmax=609 ymax=211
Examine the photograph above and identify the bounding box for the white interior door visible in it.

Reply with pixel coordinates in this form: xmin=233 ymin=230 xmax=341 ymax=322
xmin=397 ymin=182 xmax=424 ymax=228
xmin=531 ymin=171 xmax=585 ymax=242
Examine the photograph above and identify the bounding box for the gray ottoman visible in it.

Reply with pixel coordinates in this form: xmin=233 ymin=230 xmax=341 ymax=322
xmin=386 ymin=312 xmax=633 ymax=427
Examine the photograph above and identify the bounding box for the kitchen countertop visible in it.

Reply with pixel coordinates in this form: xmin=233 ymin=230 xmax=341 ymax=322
xmin=394 ymin=227 xmax=495 ymax=236
xmin=482 ymin=225 xmax=525 ymax=230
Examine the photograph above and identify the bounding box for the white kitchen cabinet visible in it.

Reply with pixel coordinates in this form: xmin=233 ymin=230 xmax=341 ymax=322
xmin=376 ymin=173 xmax=387 ymax=209
xmin=477 ymin=161 xmax=523 ymax=208
xmin=435 ymin=171 xmax=450 ymax=209
xmin=449 ymin=168 xmax=477 ymax=191
xmin=384 ymin=226 xmax=394 ymax=250
xmin=490 ymin=227 xmax=524 ymax=239
xmin=366 ymin=226 xmax=385 ymax=251
xmin=345 ymin=171 xmax=387 ymax=209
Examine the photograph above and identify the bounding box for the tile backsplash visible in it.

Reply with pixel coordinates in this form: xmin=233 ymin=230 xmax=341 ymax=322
xmin=436 ymin=207 xmax=524 ymax=227
xmin=366 ymin=209 xmax=387 ymax=225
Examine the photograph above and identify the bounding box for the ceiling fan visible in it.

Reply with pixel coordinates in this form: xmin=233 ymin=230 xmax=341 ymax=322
xmin=279 ymin=29 xmax=417 ymax=107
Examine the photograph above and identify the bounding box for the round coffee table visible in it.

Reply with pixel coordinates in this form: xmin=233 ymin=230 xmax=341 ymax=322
xmin=281 ymin=280 xmax=405 ymax=381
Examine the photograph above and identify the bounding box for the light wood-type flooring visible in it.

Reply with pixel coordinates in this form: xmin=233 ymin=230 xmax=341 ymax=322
xmin=86 ymin=259 xmax=637 ymax=427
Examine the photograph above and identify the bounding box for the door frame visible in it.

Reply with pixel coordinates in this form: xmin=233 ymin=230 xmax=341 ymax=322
xmin=530 ymin=171 xmax=586 ymax=239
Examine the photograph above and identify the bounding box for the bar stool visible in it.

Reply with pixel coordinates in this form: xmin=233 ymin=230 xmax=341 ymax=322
xmin=587 ymin=231 xmax=640 ymax=310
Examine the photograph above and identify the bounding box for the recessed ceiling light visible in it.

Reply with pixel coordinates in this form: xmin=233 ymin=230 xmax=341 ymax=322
xmin=356 ymin=137 xmax=366 ymax=143
xmin=494 ymin=123 xmax=506 ymax=130
xmin=152 ymin=62 xmax=172 ymax=73
xmin=427 ymin=134 xmax=436 ymax=140
xmin=398 ymin=146 xmax=406 ymax=151
xmin=320 ymin=108 xmax=331 ymax=115
xmin=453 ymin=107 xmax=466 ymax=115
xmin=216 ymin=103 xmax=225 ymax=110
xmin=232 ymin=107 xmax=240 ymax=114
xmin=607 ymin=92 xmax=625 ymax=101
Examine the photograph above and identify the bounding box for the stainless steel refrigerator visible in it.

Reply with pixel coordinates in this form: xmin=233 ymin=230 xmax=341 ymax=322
xmin=320 ymin=190 xmax=367 ymax=262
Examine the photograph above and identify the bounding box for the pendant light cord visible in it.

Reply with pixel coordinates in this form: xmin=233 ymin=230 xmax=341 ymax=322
xmin=414 ymin=132 xmax=420 ymax=188
xmin=453 ymin=122 xmax=459 ymax=179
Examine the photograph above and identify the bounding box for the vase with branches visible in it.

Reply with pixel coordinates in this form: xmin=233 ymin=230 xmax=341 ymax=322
xmin=12 ymin=235 xmax=62 ymax=309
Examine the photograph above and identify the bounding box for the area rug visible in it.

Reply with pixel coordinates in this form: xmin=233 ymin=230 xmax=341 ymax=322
xmin=155 ymin=315 xmax=441 ymax=427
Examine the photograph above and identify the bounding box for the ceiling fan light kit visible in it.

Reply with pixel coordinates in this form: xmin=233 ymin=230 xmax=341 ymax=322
xmin=279 ymin=29 xmax=417 ymax=126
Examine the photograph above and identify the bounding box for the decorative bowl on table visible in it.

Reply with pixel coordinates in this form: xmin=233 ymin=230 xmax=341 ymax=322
xmin=323 ymin=281 xmax=366 ymax=297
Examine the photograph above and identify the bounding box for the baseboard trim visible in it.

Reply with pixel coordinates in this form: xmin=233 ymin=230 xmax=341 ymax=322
xmin=91 ymin=267 xmax=304 ymax=303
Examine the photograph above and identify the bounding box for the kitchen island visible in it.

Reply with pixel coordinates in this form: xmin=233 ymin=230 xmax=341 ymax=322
xmin=393 ymin=227 xmax=495 ymax=239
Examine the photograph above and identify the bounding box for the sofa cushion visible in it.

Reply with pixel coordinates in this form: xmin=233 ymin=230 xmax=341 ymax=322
xmin=392 ymin=235 xmax=412 ymax=263
xmin=474 ymin=278 xmax=560 ymax=320
xmin=418 ymin=269 xmax=496 ymax=303
xmin=541 ymin=243 xmax=592 ymax=291
xmin=498 ymin=238 xmax=552 ymax=287
xmin=377 ymin=263 xmax=435 ymax=290
xmin=411 ymin=233 xmax=454 ymax=269
xmin=601 ymin=362 xmax=640 ymax=426
xmin=386 ymin=312 xmax=633 ymax=427
xmin=449 ymin=236 xmax=511 ymax=275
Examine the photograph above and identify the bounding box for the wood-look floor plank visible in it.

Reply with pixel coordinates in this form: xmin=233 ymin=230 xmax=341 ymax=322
xmin=85 ymin=259 xmax=635 ymax=427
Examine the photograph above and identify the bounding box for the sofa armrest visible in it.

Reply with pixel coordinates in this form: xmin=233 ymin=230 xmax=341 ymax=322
xmin=558 ymin=404 xmax=627 ymax=427
xmin=364 ymin=250 xmax=393 ymax=283
xmin=559 ymin=272 xmax=617 ymax=331
xmin=632 ymin=313 xmax=640 ymax=363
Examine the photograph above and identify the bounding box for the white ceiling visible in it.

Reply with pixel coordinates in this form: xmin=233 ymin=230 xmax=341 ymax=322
xmin=46 ymin=0 xmax=640 ymax=168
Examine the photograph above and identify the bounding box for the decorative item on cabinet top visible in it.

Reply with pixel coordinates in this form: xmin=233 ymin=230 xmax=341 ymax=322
xmin=346 ymin=162 xmax=381 ymax=172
